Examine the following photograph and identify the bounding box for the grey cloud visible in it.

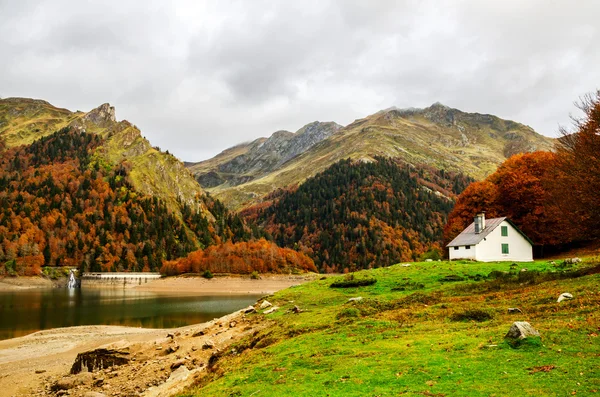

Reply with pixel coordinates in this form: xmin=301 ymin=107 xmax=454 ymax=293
xmin=0 ymin=0 xmax=598 ymax=161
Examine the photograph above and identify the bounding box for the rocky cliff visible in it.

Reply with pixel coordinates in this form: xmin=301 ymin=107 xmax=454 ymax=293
xmin=187 ymin=121 xmax=342 ymax=188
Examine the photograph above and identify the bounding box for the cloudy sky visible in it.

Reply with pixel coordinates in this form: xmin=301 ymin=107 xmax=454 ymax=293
xmin=1 ymin=1 xmax=598 ymax=161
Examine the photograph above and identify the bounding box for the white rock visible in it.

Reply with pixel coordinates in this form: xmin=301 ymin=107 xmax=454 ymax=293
xmin=259 ymin=300 xmax=272 ymax=309
xmin=348 ymin=297 xmax=363 ymax=302
xmin=401 ymin=264 xmax=411 ymax=267
xmin=263 ymin=306 xmax=279 ymax=314
xmin=505 ymin=321 xmax=540 ymax=340
xmin=557 ymin=293 xmax=573 ymax=303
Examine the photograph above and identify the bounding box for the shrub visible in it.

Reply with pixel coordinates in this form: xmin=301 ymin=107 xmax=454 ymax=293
xmin=391 ymin=281 xmax=425 ymax=291
xmin=336 ymin=307 xmax=360 ymax=319
xmin=440 ymin=274 xmax=465 ymax=282
xmin=250 ymin=271 xmax=260 ymax=280
xmin=202 ymin=270 xmax=214 ymax=279
xmin=450 ymin=309 xmax=493 ymax=322
xmin=330 ymin=274 xmax=377 ymax=288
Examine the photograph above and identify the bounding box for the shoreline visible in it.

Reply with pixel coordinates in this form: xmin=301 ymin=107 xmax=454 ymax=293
xmin=0 ymin=274 xmax=314 ymax=396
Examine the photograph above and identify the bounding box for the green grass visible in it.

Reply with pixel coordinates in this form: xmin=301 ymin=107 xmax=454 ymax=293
xmin=179 ymin=259 xmax=600 ymax=396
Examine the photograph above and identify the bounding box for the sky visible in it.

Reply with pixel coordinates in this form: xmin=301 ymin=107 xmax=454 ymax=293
xmin=1 ymin=1 xmax=598 ymax=162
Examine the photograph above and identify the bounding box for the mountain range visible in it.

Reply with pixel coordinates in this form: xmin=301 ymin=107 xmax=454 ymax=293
xmin=187 ymin=103 xmax=555 ymax=209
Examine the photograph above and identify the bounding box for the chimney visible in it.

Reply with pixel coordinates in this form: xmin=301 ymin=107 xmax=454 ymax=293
xmin=474 ymin=212 xmax=486 ymax=234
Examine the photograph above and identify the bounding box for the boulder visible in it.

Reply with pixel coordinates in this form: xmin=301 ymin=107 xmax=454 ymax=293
xmin=167 ymin=365 xmax=190 ymax=383
xmin=259 ymin=300 xmax=272 ymax=309
xmin=505 ymin=321 xmax=540 ymax=340
xmin=557 ymin=292 xmax=573 ymax=303
xmin=202 ymin=340 xmax=215 ymax=350
xmin=244 ymin=305 xmax=256 ymax=314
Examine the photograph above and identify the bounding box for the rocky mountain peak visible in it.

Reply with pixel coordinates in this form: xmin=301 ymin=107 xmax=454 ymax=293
xmin=83 ymin=103 xmax=116 ymax=126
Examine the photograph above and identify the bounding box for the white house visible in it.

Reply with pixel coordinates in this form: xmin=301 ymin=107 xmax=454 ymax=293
xmin=447 ymin=213 xmax=533 ymax=262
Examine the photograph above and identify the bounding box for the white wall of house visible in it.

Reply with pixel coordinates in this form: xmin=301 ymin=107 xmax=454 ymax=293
xmin=476 ymin=220 xmax=533 ymax=262
xmin=449 ymin=244 xmax=477 ymax=260
xmin=448 ymin=220 xmax=533 ymax=262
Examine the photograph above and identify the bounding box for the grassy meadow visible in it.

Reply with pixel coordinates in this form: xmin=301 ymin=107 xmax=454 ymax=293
xmin=180 ymin=259 xmax=600 ymax=396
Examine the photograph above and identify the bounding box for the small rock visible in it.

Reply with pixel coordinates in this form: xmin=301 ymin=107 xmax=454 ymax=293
xmin=505 ymin=321 xmax=540 ymax=340
xmin=191 ymin=346 xmax=198 ymax=351
xmin=52 ymin=372 xmax=94 ymax=391
xmin=425 ymin=259 xmax=433 ymax=262
xmin=507 ymin=307 xmax=523 ymax=314
xmin=167 ymin=333 xmax=175 ymax=339
xmin=229 ymin=321 xmax=237 ymax=328
xmin=156 ymin=346 xmax=163 ymax=350
xmin=244 ymin=306 xmax=256 ymax=314
xmin=35 ymin=369 xmax=46 ymax=374
xmin=401 ymin=263 xmax=411 ymax=267
xmin=291 ymin=305 xmax=303 ymax=313
xmin=564 ymin=257 xmax=582 ymax=264
xmin=557 ymin=293 xmax=573 ymax=303
xmin=170 ymin=359 xmax=187 ymax=370
xmin=348 ymin=297 xmax=363 ymax=302
xmin=192 ymin=330 xmax=205 ymax=337
xmin=259 ymin=300 xmax=272 ymax=310
xmin=164 ymin=344 xmax=179 ymax=354
xmin=202 ymin=340 xmax=215 ymax=350
xmin=520 ymin=268 xmax=528 ymax=272
xmin=263 ymin=306 xmax=279 ymax=314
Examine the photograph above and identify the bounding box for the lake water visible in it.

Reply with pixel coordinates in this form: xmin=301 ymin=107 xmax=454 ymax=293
xmin=0 ymin=288 xmax=261 ymax=340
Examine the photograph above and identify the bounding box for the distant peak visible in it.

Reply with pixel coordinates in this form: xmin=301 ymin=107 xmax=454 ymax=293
xmin=83 ymin=103 xmax=116 ymax=125
xmin=429 ymin=101 xmax=449 ymax=109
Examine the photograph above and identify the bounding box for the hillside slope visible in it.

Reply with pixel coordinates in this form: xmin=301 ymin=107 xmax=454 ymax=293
xmin=241 ymin=157 xmax=473 ymax=272
xmin=189 ymin=103 xmax=555 ymax=209
xmin=0 ymin=128 xmax=256 ymax=274
xmin=0 ymin=97 xmax=207 ymax=216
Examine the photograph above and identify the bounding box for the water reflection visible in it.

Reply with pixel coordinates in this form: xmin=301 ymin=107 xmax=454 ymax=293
xmin=0 ymin=288 xmax=260 ymax=340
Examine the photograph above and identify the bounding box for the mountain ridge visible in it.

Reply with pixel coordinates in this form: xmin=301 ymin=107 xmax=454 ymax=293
xmin=187 ymin=102 xmax=555 ymax=210
xmin=0 ymin=97 xmax=208 ymax=217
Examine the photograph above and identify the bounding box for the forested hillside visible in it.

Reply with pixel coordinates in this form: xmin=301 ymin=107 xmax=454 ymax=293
xmin=243 ymin=157 xmax=472 ymax=272
xmin=0 ymin=128 xmax=256 ymax=276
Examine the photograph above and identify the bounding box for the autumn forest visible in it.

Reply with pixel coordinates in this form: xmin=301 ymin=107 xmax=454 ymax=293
xmin=1 ymin=92 xmax=599 ymax=277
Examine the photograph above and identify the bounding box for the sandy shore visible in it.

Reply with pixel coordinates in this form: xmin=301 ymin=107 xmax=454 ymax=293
xmin=0 ymin=277 xmax=59 ymax=291
xmin=131 ymin=274 xmax=318 ymax=295
xmin=0 ymin=274 xmax=315 ymax=397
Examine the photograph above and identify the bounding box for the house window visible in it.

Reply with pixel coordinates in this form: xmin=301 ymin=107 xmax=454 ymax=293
xmin=453 ymin=247 xmax=459 ymax=251
xmin=465 ymin=245 xmax=471 ymax=250
xmin=502 ymin=243 xmax=509 ymax=254
xmin=501 ymin=226 xmax=508 ymax=237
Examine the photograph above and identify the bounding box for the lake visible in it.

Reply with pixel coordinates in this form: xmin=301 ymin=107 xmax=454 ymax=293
xmin=0 ymin=288 xmax=261 ymax=340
